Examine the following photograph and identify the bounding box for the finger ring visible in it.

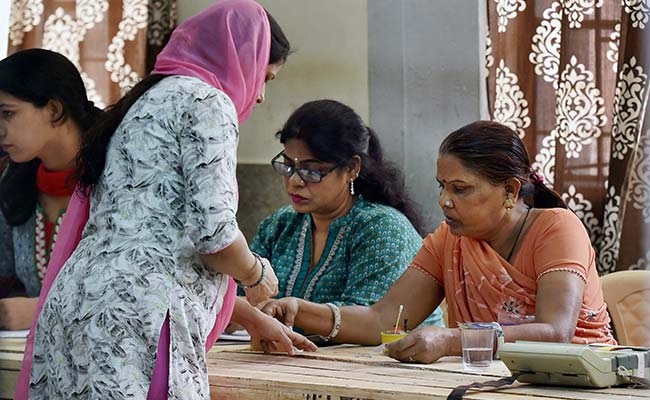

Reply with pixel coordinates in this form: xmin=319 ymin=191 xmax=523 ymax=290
xmin=408 ymin=356 xmax=414 ymax=362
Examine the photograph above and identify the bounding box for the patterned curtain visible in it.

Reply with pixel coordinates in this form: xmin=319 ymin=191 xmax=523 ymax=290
xmin=485 ymin=0 xmax=649 ymax=273
xmin=8 ymin=0 xmax=176 ymax=107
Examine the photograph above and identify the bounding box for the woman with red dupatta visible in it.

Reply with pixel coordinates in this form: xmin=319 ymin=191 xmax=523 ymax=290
xmin=263 ymin=121 xmax=616 ymax=364
xmin=15 ymin=1 xmax=315 ymax=399
xmin=0 ymin=49 xmax=103 ymax=331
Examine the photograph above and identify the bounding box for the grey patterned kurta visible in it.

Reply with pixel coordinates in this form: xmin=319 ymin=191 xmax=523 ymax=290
xmin=30 ymin=76 xmax=240 ymax=399
xmin=0 ymin=213 xmax=42 ymax=297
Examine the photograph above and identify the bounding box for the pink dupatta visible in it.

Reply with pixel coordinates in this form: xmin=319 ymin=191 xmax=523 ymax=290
xmin=152 ymin=0 xmax=270 ymax=123
xmin=15 ymin=189 xmax=90 ymax=399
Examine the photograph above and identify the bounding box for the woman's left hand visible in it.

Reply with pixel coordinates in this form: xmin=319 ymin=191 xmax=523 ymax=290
xmin=384 ymin=326 xmax=457 ymax=364
xmin=246 ymin=312 xmax=318 ymax=355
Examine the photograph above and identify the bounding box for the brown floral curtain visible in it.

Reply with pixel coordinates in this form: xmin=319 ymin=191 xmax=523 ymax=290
xmin=485 ymin=0 xmax=649 ymax=273
xmin=8 ymin=0 xmax=176 ymax=107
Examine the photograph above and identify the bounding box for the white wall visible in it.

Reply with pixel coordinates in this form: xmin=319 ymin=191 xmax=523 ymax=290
xmin=177 ymin=0 xmax=369 ymax=164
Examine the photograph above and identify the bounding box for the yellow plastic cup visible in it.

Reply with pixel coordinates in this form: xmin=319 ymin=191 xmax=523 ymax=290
xmin=380 ymin=331 xmax=408 ymax=344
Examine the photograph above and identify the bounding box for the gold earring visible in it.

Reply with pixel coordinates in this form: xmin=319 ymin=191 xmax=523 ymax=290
xmin=350 ymin=180 xmax=355 ymax=195
xmin=504 ymin=194 xmax=514 ymax=211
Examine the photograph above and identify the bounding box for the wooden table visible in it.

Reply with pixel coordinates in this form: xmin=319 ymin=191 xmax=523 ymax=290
xmin=2 ymin=339 xmax=648 ymax=399
xmin=206 ymin=344 xmax=650 ymax=400
xmin=0 ymin=337 xmax=25 ymax=399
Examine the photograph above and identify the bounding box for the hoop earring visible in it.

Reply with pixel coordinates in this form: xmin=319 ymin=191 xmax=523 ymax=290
xmin=350 ymin=179 xmax=355 ymax=195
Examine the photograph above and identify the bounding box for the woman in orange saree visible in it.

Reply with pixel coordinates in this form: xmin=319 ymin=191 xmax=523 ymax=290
xmin=262 ymin=120 xmax=616 ymax=364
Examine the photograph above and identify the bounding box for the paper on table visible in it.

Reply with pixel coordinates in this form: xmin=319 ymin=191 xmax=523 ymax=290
xmin=0 ymin=329 xmax=29 ymax=338
xmin=218 ymin=329 xmax=250 ymax=342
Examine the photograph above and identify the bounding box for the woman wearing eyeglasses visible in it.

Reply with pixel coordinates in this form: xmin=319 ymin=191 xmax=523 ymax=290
xmin=250 ymin=100 xmax=443 ymax=330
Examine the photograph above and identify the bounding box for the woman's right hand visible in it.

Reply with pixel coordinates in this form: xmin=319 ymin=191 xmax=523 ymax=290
xmin=0 ymin=297 xmax=38 ymax=330
xmin=261 ymin=297 xmax=300 ymax=327
xmin=243 ymin=257 xmax=279 ymax=306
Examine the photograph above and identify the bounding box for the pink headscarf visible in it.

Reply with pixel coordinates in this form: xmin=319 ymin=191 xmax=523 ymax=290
xmin=152 ymin=0 xmax=271 ymax=123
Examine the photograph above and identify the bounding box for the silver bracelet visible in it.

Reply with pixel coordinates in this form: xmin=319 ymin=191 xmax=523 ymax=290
xmin=235 ymin=252 xmax=266 ymax=289
xmin=320 ymin=302 xmax=341 ymax=341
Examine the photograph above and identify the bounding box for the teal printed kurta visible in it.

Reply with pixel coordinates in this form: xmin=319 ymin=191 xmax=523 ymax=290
xmin=250 ymin=196 xmax=443 ymax=326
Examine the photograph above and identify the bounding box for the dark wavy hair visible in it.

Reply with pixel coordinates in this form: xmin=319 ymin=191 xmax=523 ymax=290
xmin=276 ymin=99 xmax=425 ymax=234
xmin=75 ymin=9 xmax=291 ymax=189
xmin=266 ymin=10 xmax=291 ymax=64
xmin=439 ymin=120 xmax=567 ymax=209
xmin=0 ymin=49 xmax=103 ymax=226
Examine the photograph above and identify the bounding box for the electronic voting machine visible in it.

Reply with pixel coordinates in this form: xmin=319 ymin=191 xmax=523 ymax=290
xmin=498 ymin=341 xmax=650 ymax=388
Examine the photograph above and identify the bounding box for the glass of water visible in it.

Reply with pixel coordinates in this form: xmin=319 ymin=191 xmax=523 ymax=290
xmin=459 ymin=322 xmax=497 ymax=371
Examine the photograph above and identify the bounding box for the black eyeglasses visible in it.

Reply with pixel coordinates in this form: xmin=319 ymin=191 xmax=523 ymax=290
xmin=271 ymin=151 xmax=344 ymax=183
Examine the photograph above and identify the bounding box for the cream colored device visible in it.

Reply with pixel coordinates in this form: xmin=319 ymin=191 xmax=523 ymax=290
xmin=499 ymin=341 xmax=649 ymax=388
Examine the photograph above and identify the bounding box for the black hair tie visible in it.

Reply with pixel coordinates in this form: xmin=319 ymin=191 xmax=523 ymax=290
xmin=85 ymin=100 xmax=95 ymax=112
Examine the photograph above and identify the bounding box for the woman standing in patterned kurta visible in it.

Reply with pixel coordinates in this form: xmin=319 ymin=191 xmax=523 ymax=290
xmin=19 ymin=1 xmax=315 ymax=399
xmin=250 ymin=100 xmax=443 ymax=331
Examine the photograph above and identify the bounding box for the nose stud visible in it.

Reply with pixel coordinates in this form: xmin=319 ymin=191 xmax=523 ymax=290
xmin=444 ymin=199 xmax=454 ymax=208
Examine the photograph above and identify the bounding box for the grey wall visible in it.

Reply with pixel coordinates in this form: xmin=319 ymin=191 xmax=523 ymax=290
xmin=236 ymin=164 xmax=288 ymax=241
xmin=238 ymin=0 xmax=483 ymax=240
xmin=368 ymin=0 xmax=482 ymax=232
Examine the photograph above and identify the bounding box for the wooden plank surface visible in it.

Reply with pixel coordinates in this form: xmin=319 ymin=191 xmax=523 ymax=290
xmin=208 ymin=352 xmax=526 ymax=400
xmin=0 ymin=352 xmax=22 ymax=371
xmin=2 ymin=339 xmax=648 ymax=400
xmin=0 ymin=338 xmax=26 ymax=355
xmin=207 ymin=345 xmax=650 ymax=400
xmin=0 ymin=370 xmax=18 ymax=400
xmin=0 ymin=338 xmax=25 ymax=399
xmin=250 ymin=343 xmax=513 ymax=376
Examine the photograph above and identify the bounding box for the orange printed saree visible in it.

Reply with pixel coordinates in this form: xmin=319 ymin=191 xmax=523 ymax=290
xmin=411 ymin=208 xmax=615 ymax=344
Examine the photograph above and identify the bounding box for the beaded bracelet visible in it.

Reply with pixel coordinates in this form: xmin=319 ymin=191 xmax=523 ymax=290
xmin=320 ymin=303 xmax=341 ymax=341
xmin=235 ymin=252 xmax=266 ymax=289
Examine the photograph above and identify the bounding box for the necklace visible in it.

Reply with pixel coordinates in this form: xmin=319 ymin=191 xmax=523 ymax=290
xmin=506 ymin=207 xmax=531 ymax=262
xmin=34 ymin=204 xmax=66 ymax=280
xmin=34 ymin=163 xmax=74 ymax=280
